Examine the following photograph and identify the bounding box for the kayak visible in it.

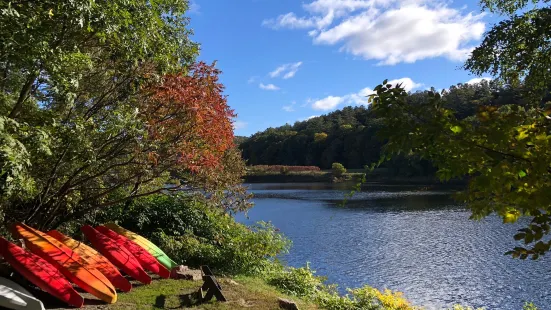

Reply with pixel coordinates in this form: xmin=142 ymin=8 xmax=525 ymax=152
xmin=0 ymin=277 xmax=45 ymax=310
xmin=103 ymin=223 xmax=179 ymax=271
xmin=10 ymin=223 xmax=117 ymax=304
xmin=0 ymin=237 xmax=83 ymax=308
xmin=96 ymin=226 xmax=170 ymax=279
xmin=81 ymin=226 xmax=151 ymax=284
xmin=47 ymin=230 xmax=132 ymax=292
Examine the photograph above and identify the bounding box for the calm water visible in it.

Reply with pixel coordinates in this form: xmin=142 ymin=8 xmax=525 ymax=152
xmin=235 ymin=183 xmax=551 ymax=310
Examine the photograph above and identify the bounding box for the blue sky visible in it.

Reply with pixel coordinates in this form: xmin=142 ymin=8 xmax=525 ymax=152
xmin=188 ymin=0 xmax=500 ymax=136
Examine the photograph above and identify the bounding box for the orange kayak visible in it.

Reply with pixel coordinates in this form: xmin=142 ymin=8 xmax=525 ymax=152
xmin=0 ymin=237 xmax=83 ymax=308
xmin=47 ymin=230 xmax=132 ymax=292
xmin=11 ymin=223 xmax=117 ymax=304
xmin=81 ymin=225 xmax=151 ymax=285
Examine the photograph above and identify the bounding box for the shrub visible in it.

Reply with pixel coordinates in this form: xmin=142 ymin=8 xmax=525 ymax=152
xmin=249 ymin=165 xmax=321 ymax=173
xmin=523 ymin=302 xmax=539 ymax=310
xmin=332 ymin=162 xmax=347 ymax=177
xmin=269 ymin=264 xmax=418 ymax=310
xmin=350 ymin=286 xmax=414 ymax=310
xmin=94 ymin=194 xmax=291 ymax=275
xmin=268 ymin=264 xmax=326 ymax=297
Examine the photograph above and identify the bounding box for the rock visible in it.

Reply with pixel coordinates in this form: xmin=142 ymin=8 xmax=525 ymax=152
xmin=228 ymin=279 xmax=240 ymax=286
xmin=170 ymin=265 xmax=203 ymax=280
xmin=278 ymin=297 xmax=299 ymax=310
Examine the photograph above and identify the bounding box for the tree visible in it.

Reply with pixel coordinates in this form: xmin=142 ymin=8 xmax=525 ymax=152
xmin=332 ymin=163 xmax=346 ymax=177
xmin=0 ymin=1 xmax=244 ymax=230
xmin=314 ymin=132 xmax=328 ymax=142
xmin=369 ymin=0 xmax=551 ymax=259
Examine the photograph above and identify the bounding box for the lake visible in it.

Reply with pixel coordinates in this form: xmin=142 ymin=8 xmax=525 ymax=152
xmin=235 ymin=183 xmax=551 ymax=310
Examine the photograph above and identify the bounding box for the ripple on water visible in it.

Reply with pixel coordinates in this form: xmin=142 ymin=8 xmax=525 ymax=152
xmin=237 ymin=184 xmax=551 ymax=310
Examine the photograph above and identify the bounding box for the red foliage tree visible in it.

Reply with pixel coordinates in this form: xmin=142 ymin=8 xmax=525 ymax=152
xmin=141 ymin=62 xmax=236 ymax=176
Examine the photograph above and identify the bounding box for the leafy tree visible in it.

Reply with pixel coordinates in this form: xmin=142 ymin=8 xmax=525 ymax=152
xmin=369 ymin=0 xmax=551 ymax=258
xmin=314 ymin=132 xmax=328 ymax=142
xmin=0 ymin=0 xmax=245 ymax=230
xmin=331 ymin=163 xmax=346 ymax=177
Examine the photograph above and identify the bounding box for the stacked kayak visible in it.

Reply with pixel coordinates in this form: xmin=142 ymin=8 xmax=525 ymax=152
xmin=96 ymin=226 xmax=170 ymax=279
xmin=104 ymin=223 xmax=179 ymax=270
xmin=0 ymin=237 xmax=83 ymax=308
xmin=0 ymin=277 xmax=45 ymax=310
xmin=81 ymin=225 xmax=151 ymax=285
xmin=0 ymin=222 xmax=180 ymax=309
xmin=11 ymin=223 xmax=117 ymax=304
xmin=47 ymin=230 xmax=132 ymax=292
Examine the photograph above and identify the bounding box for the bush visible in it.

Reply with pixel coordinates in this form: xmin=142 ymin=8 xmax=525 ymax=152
xmin=332 ymin=162 xmax=346 ymax=177
xmin=268 ymin=264 xmax=418 ymax=310
xmin=523 ymin=303 xmax=539 ymax=310
xmin=94 ymin=194 xmax=291 ymax=275
xmin=249 ymin=165 xmax=321 ymax=173
xmin=268 ymin=263 xmax=326 ymax=297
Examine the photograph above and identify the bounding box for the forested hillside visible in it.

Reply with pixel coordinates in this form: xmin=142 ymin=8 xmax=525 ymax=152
xmin=239 ymin=81 xmax=527 ymax=176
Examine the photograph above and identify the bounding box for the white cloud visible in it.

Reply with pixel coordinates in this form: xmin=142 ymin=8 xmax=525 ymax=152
xmin=233 ymin=121 xmax=247 ymax=130
xmin=466 ymin=77 xmax=491 ymax=84
xmin=312 ymin=96 xmax=344 ymax=110
xmin=188 ymin=1 xmax=200 ymax=14
xmin=312 ymin=77 xmax=421 ymax=110
xmin=263 ymin=0 xmax=485 ymax=65
xmin=248 ymin=76 xmax=259 ymax=84
xmin=259 ymin=83 xmax=280 ymax=90
xmin=269 ymin=62 xmax=303 ymax=79
xmin=283 ymin=101 xmax=297 ymax=112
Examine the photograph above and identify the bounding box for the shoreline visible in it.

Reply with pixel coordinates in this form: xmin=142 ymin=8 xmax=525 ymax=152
xmin=243 ymin=172 xmax=467 ymax=188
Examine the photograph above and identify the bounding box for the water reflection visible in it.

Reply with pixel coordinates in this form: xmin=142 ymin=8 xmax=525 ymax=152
xmin=237 ymin=183 xmax=551 ymax=310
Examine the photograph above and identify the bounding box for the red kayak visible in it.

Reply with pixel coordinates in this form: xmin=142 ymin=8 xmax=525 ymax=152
xmin=81 ymin=225 xmax=151 ymax=284
xmin=0 ymin=237 xmax=84 ymax=308
xmin=96 ymin=226 xmax=170 ymax=279
xmin=11 ymin=223 xmax=117 ymax=304
xmin=47 ymin=230 xmax=132 ymax=292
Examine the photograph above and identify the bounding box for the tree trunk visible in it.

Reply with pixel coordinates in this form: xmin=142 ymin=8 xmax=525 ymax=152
xmin=8 ymin=73 xmax=38 ymax=119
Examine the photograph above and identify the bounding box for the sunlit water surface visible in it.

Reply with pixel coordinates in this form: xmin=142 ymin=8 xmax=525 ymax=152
xmin=235 ymin=183 xmax=551 ymax=310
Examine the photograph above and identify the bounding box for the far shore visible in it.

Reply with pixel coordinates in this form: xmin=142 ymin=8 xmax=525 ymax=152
xmin=243 ymin=171 xmax=467 ymax=188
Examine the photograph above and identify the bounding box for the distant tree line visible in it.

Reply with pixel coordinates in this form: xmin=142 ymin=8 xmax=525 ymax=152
xmin=238 ymin=81 xmax=529 ymax=177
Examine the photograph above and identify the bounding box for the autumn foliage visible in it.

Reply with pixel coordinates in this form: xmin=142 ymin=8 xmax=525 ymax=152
xmin=141 ymin=62 xmax=236 ymax=174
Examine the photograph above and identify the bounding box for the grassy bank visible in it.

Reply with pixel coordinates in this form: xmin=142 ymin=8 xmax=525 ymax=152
xmin=47 ymin=277 xmax=317 ymax=310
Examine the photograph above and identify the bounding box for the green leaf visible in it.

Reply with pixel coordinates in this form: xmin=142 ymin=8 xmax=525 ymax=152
xmin=503 ymin=211 xmax=521 ymax=223
xmin=450 ymin=125 xmax=463 ymax=134
xmin=514 ymin=233 xmax=525 ymax=240
xmin=518 ymin=170 xmax=527 ymax=178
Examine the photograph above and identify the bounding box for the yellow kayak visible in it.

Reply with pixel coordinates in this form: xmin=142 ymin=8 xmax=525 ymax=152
xmin=103 ymin=223 xmax=179 ymax=270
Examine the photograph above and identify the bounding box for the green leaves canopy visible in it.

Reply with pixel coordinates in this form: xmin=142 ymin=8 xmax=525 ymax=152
xmin=370 ymin=0 xmax=551 ymax=259
xmin=0 ymin=0 xmax=235 ymax=231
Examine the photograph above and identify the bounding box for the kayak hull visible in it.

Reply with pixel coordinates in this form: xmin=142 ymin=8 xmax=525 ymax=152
xmin=0 ymin=237 xmax=83 ymax=308
xmin=96 ymin=226 xmax=170 ymax=279
xmin=11 ymin=223 xmax=117 ymax=304
xmin=0 ymin=277 xmax=45 ymax=310
xmin=81 ymin=226 xmax=151 ymax=285
xmin=103 ymin=223 xmax=178 ymax=271
xmin=47 ymin=230 xmax=132 ymax=292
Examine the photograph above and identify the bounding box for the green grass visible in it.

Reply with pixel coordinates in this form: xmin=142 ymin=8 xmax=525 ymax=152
xmin=105 ymin=277 xmax=318 ymax=310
